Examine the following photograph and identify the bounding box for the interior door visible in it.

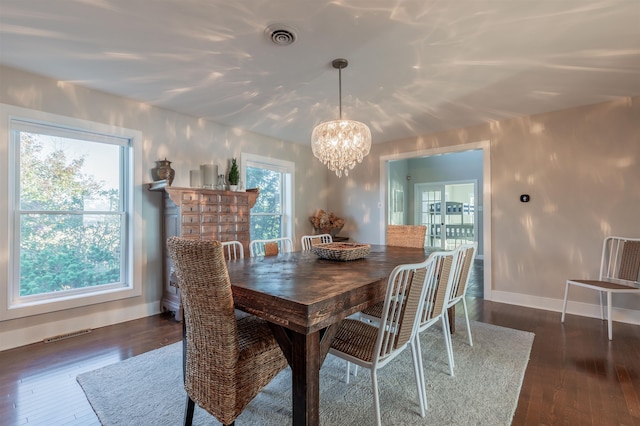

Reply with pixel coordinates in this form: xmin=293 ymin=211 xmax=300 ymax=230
xmin=418 ymin=185 xmax=444 ymax=248
xmin=416 ymin=182 xmax=476 ymax=250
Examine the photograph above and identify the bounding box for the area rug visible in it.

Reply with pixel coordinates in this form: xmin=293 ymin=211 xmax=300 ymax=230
xmin=77 ymin=320 xmax=533 ymax=425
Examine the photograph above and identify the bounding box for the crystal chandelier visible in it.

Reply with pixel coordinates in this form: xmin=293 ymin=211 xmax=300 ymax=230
xmin=311 ymin=59 xmax=371 ymax=178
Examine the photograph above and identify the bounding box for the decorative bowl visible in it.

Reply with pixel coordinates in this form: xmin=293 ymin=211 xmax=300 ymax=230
xmin=311 ymin=242 xmax=371 ymax=261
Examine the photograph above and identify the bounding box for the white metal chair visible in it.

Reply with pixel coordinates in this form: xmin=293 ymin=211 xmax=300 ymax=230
xmin=249 ymin=237 xmax=293 ymax=257
xmin=561 ymin=236 xmax=640 ymax=340
xmin=358 ymin=250 xmax=457 ymax=376
xmin=221 ymin=240 xmax=244 ymax=260
xmin=300 ymin=234 xmax=332 ymax=251
xmin=445 ymin=243 xmax=477 ymax=347
xmin=329 ymin=256 xmax=438 ymax=426
xmin=416 ymin=250 xmax=457 ymax=376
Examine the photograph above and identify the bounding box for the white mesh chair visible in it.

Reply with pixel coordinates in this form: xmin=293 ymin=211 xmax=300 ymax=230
xmin=329 ymin=256 xmax=439 ymax=426
xmin=221 ymin=240 xmax=244 ymax=260
xmin=445 ymin=243 xmax=478 ymax=347
xmin=300 ymin=234 xmax=332 ymax=251
xmin=249 ymin=237 xmax=293 ymax=257
xmin=358 ymin=250 xmax=457 ymax=376
xmin=561 ymin=236 xmax=640 ymax=340
xmin=417 ymin=251 xmax=457 ymax=376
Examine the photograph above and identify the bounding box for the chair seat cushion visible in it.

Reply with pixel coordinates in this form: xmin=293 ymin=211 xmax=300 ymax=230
xmin=331 ymin=319 xmax=379 ymax=363
xmin=360 ymin=301 xmax=383 ymax=319
xmin=567 ymin=279 xmax=640 ymax=290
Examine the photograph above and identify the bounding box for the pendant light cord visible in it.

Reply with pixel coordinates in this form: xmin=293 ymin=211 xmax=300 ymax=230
xmin=338 ymin=67 xmax=342 ymax=120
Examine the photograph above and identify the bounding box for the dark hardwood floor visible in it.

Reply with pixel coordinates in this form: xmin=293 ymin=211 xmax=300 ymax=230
xmin=2 ymin=297 xmax=640 ymax=425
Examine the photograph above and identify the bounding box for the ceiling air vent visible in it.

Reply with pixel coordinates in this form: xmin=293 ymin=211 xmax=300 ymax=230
xmin=265 ymin=24 xmax=297 ymax=46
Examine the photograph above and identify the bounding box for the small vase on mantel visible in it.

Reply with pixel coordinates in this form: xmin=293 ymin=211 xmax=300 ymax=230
xmin=152 ymin=158 xmax=175 ymax=185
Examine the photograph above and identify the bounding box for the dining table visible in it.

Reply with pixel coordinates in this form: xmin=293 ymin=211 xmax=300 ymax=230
xmin=226 ymin=244 xmax=432 ymax=426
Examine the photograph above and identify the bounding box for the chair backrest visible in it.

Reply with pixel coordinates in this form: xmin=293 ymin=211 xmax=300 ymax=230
xmin=386 ymin=224 xmax=427 ymax=248
xmin=249 ymin=237 xmax=293 ymax=257
xmin=221 ymin=240 xmax=244 ymax=260
xmin=448 ymin=243 xmax=477 ymax=301
xmin=301 ymin=234 xmax=333 ymax=251
xmin=419 ymin=251 xmax=456 ymax=326
xmin=374 ymin=255 xmax=439 ymax=361
xmin=601 ymin=236 xmax=640 ymax=284
xmin=166 ymin=238 xmax=239 ymax=415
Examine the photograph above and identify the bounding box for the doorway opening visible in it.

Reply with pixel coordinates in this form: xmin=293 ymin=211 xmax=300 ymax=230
xmin=379 ymin=140 xmax=491 ymax=301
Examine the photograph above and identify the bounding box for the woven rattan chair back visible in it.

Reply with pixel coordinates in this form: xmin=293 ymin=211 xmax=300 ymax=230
xmin=221 ymin=240 xmax=244 ymax=260
xmin=445 ymin=243 xmax=478 ymax=346
xmin=301 ymin=234 xmax=333 ymax=251
xmin=386 ymin=225 xmax=427 ymax=248
xmin=417 ymin=250 xmax=457 ymax=376
xmin=167 ymin=237 xmax=287 ymax=425
xmin=449 ymin=243 xmax=477 ymax=299
xmin=562 ymin=236 xmax=640 ymax=340
xmin=249 ymin=237 xmax=293 ymax=257
xmin=329 ymin=256 xmax=437 ymax=426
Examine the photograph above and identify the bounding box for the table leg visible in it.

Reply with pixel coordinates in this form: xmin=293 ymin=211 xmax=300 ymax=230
xmin=447 ymin=305 xmax=455 ymax=333
xmin=268 ymin=324 xmax=338 ymax=426
xmin=291 ymin=331 xmax=320 ymax=425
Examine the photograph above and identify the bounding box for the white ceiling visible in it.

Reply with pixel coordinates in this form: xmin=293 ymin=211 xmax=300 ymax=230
xmin=1 ymin=0 xmax=639 ymax=145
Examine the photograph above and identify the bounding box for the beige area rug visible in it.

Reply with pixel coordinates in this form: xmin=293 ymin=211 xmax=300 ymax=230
xmin=77 ymin=320 xmax=534 ymax=425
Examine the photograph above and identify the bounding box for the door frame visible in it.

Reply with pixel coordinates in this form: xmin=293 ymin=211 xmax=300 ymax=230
xmin=378 ymin=140 xmax=492 ymax=300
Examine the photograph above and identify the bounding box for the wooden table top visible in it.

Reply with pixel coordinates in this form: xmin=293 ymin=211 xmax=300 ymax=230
xmin=227 ymin=244 xmax=430 ymax=334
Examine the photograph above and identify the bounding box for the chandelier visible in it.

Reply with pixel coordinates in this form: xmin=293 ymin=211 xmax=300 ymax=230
xmin=311 ymin=59 xmax=371 ymax=178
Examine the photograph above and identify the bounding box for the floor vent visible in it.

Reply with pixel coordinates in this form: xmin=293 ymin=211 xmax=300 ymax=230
xmin=43 ymin=329 xmax=92 ymax=343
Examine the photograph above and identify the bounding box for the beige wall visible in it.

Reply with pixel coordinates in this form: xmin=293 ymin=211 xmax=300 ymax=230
xmin=1 ymin=64 xmax=638 ymax=349
xmin=0 ymin=65 xmax=328 ymax=349
xmin=330 ymin=96 xmax=640 ymax=323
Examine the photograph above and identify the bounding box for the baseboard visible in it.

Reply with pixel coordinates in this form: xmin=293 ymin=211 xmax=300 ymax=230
xmin=0 ymin=302 xmax=161 ymax=351
xmin=490 ymin=290 xmax=640 ymax=326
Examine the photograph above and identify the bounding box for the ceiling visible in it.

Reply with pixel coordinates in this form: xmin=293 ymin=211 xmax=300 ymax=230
xmin=1 ymin=0 xmax=639 ymax=145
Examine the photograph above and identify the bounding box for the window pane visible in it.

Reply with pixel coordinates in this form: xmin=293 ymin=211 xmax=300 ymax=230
xmin=246 ymin=166 xmax=281 ymax=213
xmin=19 ymin=213 xmax=122 ymax=296
xmin=250 ymin=215 xmax=282 ymax=241
xmin=19 ymin=131 xmax=121 ymax=212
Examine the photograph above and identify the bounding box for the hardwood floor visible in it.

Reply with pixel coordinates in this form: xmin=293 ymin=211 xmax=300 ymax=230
xmin=2 ymin=300 xmax=639 ymax=425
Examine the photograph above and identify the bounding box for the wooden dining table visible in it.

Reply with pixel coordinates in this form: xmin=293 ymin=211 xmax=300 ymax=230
xmin=226 ymin=244 xmax=431 ymax=426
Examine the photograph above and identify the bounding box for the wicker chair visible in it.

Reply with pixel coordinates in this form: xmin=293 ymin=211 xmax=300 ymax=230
xmin=561 ymin=236 xmax=640 ymax=340
xmin=249 ymin=237 xmax=293 ymax=257
xmin=329 ymin=255 xmax=439 ymax=426
xmin=167 ymin=237 xmax=288 ymax=426
xmin=300 ymin=234 xmax=333 ymax=251
xmin=445 ymin=243 xmax=478 ymax=347
xmin=386 ymin=224 xmax=427 ymax=248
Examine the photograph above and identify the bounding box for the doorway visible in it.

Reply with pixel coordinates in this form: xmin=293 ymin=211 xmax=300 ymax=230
xmin=379 ymin=140 xmax=492 ymax=301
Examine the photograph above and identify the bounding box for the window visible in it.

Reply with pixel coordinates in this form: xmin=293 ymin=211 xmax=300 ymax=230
xmin=1 ymin=104 xmax=142 ymax=319
xmin=241 ymin=153 xmax=294 ymax=242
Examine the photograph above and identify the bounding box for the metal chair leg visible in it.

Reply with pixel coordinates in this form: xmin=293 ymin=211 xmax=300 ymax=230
xmin=184 ymin=395 xmax=195 ymax=426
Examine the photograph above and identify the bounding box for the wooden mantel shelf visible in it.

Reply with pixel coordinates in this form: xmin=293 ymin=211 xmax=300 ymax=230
xmin=147 ymin=180 xmax=259 ymax=209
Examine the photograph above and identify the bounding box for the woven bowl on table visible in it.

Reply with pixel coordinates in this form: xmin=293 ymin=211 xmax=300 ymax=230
xmin=311 ymin=242 xmax=371 ymax=261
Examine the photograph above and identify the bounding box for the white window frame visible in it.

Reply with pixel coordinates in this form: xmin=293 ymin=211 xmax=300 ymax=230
xmin=0 ymin=104 xmax=143 ymax=320
xmin=241 ymin=153 xmax=295 ymax=242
